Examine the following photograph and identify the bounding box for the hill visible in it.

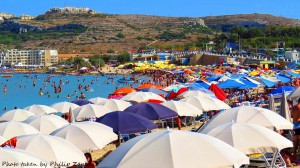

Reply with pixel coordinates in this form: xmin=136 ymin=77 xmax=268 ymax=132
xmin=0 ymin=12 xmax=299 ymax=54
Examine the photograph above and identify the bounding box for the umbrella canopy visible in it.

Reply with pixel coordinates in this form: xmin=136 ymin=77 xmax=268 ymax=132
xmin=50 ymin=122 xmax=117 ymax=151
xmin=163 ymin=84 xmax=186 ymax=92
xmin=280 ymin=92 xmax=292 ymax=122
xmin=0 ymin=109 xmax=35 ymax=122
xmin=136 ymin=84 xmax=163 ymax=90
xmin=271 ymin=86 xmax=295 ymax=95
xmin=202 ymin=122 xmax=293 ymax=154
xmin=24 ymin=105 xmax=58 ymax=115
xmin=199 ymin=106 xmax=293 ymax=132
xmin=98 ymin=130 xmax=249 ymax=168
xmin=124 ymin=102 xmax=178 ymax=120
xmin=268 ymin=94 xmax=276 ymax=112
xmin=88 ymin=97 xmax=108 ymax=105
xmin=0 ymin=121 xmax=39 ymax=139
xmin=16 ymin=134 xmax=86 ymax=165
xmin=71 ymin=99 xmax=94 ymax=106
xmin=103 ymin=99 xmax=132 ymax=111
xmin=288 ymin=86 xmax=300 ymax=101
xmin=276 ymin=74 xmax=292 ymax=83
xmin=218 ymin=79 xmax=245 ymax=89
xmin=180 ymin=96 xmax=230 ymax=111
xmin=177 ymin=90 xmax=211 ymax=99
xmin=0 ymin=135 xmax=7 ymax=145
xmin=96 ymin=111 xmax=157 ymax=134
xmin=238 ymin=78 xmax=258 ymax=89
xmin=258 ymin=77 xmax=277 ymax=88
xmin=161 ymin=101 xmax=203 ymax=117
xmin=0 ymin=148 xmax=48 ymax=167
xmin=23 ymin=115 xmax=69 ymax=134
xmin=208 ymin=83 xmax=226 ymax=101
xmin=121 ymin=92 xmax=166 ymax=103
xmin=112 ymin=87 xmax=136 ymax=95
xmin=51 ymin=102 xmax=79 ymax=113
xmin=194 ymin=80 xmax=211 ymax=89
xmin=73 ymin=104 xmax=112 ymax=121
xmin=140 ymin=88 xmax=167 ymax=96
xmin=166 ymin=87 xmax=188 ymax=100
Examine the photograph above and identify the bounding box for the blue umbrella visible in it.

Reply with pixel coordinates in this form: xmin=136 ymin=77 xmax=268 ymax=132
xmin=140 ymin=88 xmax=167 ymax=96
xmin=193 ymin=81 xmax=210 ymax=89
xmin=238 ymin=77 xmax=258 ymax=89
xmin=271 ymin=86 xmax=295 ymax=95
xmin=124 ymin=102 xmax=178 ymax=120
xmin=276 ymin=75 xmax=291 ymax=83
xmin=71 ymin=99 xmax=94 ymax=106
xmin=218 ymin=79 xmax=245 ymax=89
xmin=259 ymin=77 xmax=277 ymax=88
xmin=96 ymin=111 xmax=157 ymax=134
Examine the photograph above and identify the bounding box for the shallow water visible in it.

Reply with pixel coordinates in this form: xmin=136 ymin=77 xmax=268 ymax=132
xmin=0 ymin=73 xmax=146 ymax=114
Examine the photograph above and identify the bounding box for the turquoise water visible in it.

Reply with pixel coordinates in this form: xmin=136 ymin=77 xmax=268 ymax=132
xmin=0 ymin=74 xmax=145 ymax=115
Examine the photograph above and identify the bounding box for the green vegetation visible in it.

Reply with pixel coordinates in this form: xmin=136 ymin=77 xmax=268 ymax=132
xmin=117 ymin=53 xmax=130 ymax=63
xmin=157 ymin=31 xmax=186 ymax=41
xmin=116 ymin=33 xmax=125 ymax=38
xmin=89 ymin=55 xmax=105 ymax=67
xmin=135 ymin=36 xmax=155 ymax=41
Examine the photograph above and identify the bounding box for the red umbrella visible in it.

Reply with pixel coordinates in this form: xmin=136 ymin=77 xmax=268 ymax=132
xmin=208 ymin=84 xmax=226 ymax=101
xmin=167 ymin=87 xmax=188 ymax=100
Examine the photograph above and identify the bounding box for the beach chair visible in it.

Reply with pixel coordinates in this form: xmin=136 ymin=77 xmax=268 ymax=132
xmin=247 ymin=150 xmax=286 ymax=168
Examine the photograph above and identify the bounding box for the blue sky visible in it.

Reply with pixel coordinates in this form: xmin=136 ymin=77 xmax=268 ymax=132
xmin=1 ymin=0 xmax=299 ymax=19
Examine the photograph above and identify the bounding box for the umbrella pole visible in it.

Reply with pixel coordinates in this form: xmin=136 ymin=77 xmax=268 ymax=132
xmin=117 ymin=132 xmax=121 ymax=147
xmin=175 ymin=117 xmax=181 ymax=130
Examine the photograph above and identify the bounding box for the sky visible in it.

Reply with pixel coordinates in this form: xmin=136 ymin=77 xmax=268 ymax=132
xmin=1 ymin=0 xmax=300 ymax=19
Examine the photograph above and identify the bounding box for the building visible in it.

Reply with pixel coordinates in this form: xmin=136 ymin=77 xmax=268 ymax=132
xmin=0 ymin=12 xmax=15 ymax=19
xmin=46 ymin=7 xmax=97 ymax=15
xmin=2 ymin=49 xmax=58 ymax=67
xmin=285 ymin=50 xmax=299 ymax=61
xmin=20 ymin=14 xmax=35 ymax=20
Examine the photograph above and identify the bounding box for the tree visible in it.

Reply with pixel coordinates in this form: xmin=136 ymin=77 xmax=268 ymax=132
xmin=100 ymin=54 xmax=112 ymax=63
xmin=107 ymin=49 xmax=114 ymax=54
xmin=116 ymin=33 xmax=125 ymax=38
xmin=73 ymin=56 xmax=88 ymax=68
xmin=117 ymin=53 xmax=130 ymax=63
xmin=89 ymin=55 xmax=105 ymax=67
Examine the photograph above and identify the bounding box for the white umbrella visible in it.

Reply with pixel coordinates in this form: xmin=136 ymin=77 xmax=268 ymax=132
xmin=180 ymin=96 xmax=230 ymax=111
xmin=177 ymin=90 xmax=211 ymax=99
xmin=88 ymin=97 xmax=108 ymax=105
xmin=0 ymin=135 xmax=7 ymax=145
xmin=16 ymin=134 xmax=86 ymax=166
xmin=23 ymin=115 xmax=69 ymax=134
xmin=0 ymin=121 xmax=39 ymax=139
xmin=51 ymin=102 xmax=79 ymax=113
xmin=163 ymin=84 xmax=185 ymax=91
xmin=161 ymin=100 xmax=203 ymax=117
xmin=51 ymin=122 xmax=117 ymax=151
xmin=287 ymin=86 xmax=300 ymax=101
xmin=0 ymin=148 xmax=49 ymax=168
xmin=104 ymin=99 xmax=132 ymax=111
xmin=98 ymin=130 xmax=249 ymax=168
xmin=121 ymin=92 xmax=166 ymax=103
xmin=199 ymin=106 xmax=293 ymax=132
xmin=73 ymin=104 xmax=112 ymax=121
xmin=280 ymin=92 xmax=292 ymax=122
xmin=24 ymin=105 xmax=58 ymax=115
xmin=268 ymin=94 xmax=276 ymax=112
xmin=0 ymin=109 xmax=35 ymax=122
xmin=202 ymin=122 xmax=293 ymax=154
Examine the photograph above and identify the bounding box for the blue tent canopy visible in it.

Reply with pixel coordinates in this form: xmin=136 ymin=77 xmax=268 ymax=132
xmin=193 ymin=80 xmax=210 ymax=89
xmin=238 ymin=78 xmax=258 ymax=89
xmin=259 ymin=77 xmax=276 ymax=88
xmin=207 ymin=75 xmax=222 ymax=82
xmin=270 ymin=86 xmax=295 ymax=95
xmin=218 ymin=79 xmax=245 ymax=89
xmin=287 ymin=71 xmax=300 ymax=78
xmin=276 ymin=75 xmax=292 ymax=83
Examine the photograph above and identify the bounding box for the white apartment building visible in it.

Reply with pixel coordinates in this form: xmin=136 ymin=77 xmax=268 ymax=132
xmin=0 ymin=12 xmax=15 ymax=19
xmin=2 ymin=49 xmax=58 ymax=67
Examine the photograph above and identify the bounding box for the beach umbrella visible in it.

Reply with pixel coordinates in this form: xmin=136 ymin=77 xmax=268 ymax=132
xmin=50 ymin=122 xmax=117 ymax=151
xmin=217 ymin=79 xmax=245 ymax=89
xmin=287 ymin=86 xmax=300 ymax=101
xmin=0 ymin=121 xmax=39 ymax=139
xmin=257 ymin=77 xmax=277 ymax=88
xmin=88 ymin=97 xmax=108 ymax=105
xmin=194 ymin=80 xmax=211 ymax=89
xmin=0 ymin=135 xmax=7 ymax=145
xmin=271 ymin=86 xmax=295 ymax=95
xmin=0 ymin=109 xmax=35 ymax=122
xmin=202 ymin=122 xmax=293 ymax=155
xmin=161 ymin=101 xmax=203 ymax=117
xmin=71 ymin=99 xmax=94 ymax=106
xmin=177 ymin=90 xmax=211 ymax=99
xmin=103 ymin=99 xmax=132 ymax=111
xmin=279 ymin=92 xmax=292 ymax=122
xmin=124 ymin=102 xmax=178 ymax=120
xmin=73 ymin=104 xmax=112 ymax=121
xmin=166 ymin=87 xmax=189 ymax=100
xmin=268 ymin=94 xmax=276 ymax=112
xmin=23 ymin=115 xmax=69 ymax=134
xmin=96 ymin=111 xmax=157 ymax=134
xmin=208 ymin=83 xmax=226 ymax=101
xmin=16 ymin=134 xmax=86 ymax=165
xmin=121 ymin=92 xmax=166 ymax=103
xmin=98 ymin=130 xmax=249 ymax=168
xmin=199 ymin=106 xmax=293 ymax=133
xmin=140 ymin=88 xmax=167 ymax=96
xmin=136 ymin=84 xmax=163 ymax=90
xmin=112 ymin=87 xmax=136 ymax=95
xmin=24 ymin=105 xmax=58 ymax=115
xmin=276 ymin=74 xmax=292 ymax=83
xmin=163 ymin=84 xmax=186 ymax=92
xmin=180 ymin=96 xmax=230 ymax=111
xmin=50 ymin=102 xmax=79 ymax=113
xmin=0 ymin=148 xmax=48 ymax=167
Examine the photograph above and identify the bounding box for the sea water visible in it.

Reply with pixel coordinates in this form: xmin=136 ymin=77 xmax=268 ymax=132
xmin=0 ymin=73 xmax=146 ymax=115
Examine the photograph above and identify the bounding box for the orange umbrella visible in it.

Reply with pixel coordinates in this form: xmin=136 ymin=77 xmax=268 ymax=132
xmin=112 ymin=88 xmax=136 ymax=95
xmin=136 ymin=84 xmax=164 ymax=90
